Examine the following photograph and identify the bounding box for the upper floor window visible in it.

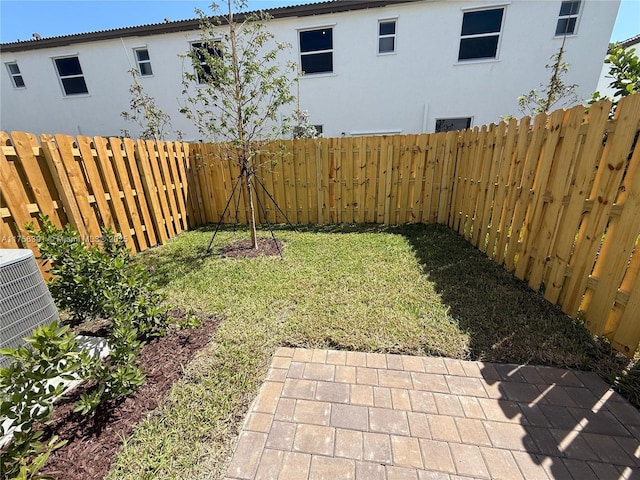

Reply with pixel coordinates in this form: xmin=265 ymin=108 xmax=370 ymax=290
xmin=54 ymin=56 xmax=88 ymax=96
xmin=299 ymin=27 xmax=333 ymax=74
xmin=556 ymin=1 xmax=581 ymax=36
xmin=458 ymin=7 xmax=504 ymax=61
xmin=5 ymin=62 xmax=25 ymax=88
xmin=134 ymin=48 xmax=153 ymax=76
xmin=378 ymin=20 xmax=396 ymax=54
xmin=191 ymin=41 xmax=222 ymax=84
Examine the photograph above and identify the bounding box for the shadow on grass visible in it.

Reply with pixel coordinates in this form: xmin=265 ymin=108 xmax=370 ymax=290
xmin=396 ymin=223 xmax=639 ymax=398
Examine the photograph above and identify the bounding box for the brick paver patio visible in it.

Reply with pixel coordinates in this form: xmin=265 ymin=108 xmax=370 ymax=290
xmin=224 ymin=348 xmax=640 ymax=479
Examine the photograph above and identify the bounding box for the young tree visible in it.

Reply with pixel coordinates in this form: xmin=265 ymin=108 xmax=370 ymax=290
xmin=180 ymin=0 xmax=296 ymax=249
xmin=121 ymin=69 xmax=174 ymax=140
xmin=591 ymin=42 xmax=640 ymax=109
xmin=517 ymin=38 xmax=579 ymax=116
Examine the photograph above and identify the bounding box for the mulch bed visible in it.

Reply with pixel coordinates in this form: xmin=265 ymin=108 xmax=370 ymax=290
xmin=36 ymin=311 xmax=222 ymax=480
xmin=220 ymin=237 xmax=284 ymax=258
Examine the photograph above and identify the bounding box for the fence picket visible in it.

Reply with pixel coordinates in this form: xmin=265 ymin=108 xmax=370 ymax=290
xmin=54 ymin=134 xmax=103 ymax=241
xmin=473 ymin=124 xmax=500 ymax=249
xmin=11 ymin=132 xmax=60 ymax=227
xmin=583 ymin=115 xmax=640 ymax=334
xmin=486 ymin=118 xmax=517 ymax=258
xmin=561 ymin=94 xmax=640 ymax=320
xmin=505 ymin=113 xmax=547 ymax=272
xmin=515 ymin=109 xmax=565 ymax=281
xmin=92 ymin=136 xmax=135 ymax=250
xmin=108 ymin=138 xmax=147 ymax=250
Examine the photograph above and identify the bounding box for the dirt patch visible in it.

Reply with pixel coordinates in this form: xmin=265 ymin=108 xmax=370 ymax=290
xmin=220 ymin=237 xmax=284 ymax=258
xmin=36 ymin=311 xmax=222 ymax=480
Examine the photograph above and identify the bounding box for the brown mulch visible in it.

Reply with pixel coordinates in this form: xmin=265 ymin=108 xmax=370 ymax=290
xmin=220 ymin=237 xmax=284 ymax=258
xmin=36 ymin=311 xmax=222 ymax=480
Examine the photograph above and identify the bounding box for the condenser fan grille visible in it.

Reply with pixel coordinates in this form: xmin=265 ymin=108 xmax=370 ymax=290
xmin=0 ymin=249 xmax=59 ymax=367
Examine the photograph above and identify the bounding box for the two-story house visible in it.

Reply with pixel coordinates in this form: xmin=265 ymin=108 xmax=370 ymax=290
xmin=0 ymin=0 xmax=620 ymax=140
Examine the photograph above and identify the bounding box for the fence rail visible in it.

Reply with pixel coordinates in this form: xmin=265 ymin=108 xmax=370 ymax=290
xmin=2 ymin=95 xmax=640 ymax=355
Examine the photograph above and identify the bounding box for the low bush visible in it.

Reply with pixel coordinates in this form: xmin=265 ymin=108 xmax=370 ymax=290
xmin=1 ymin=218 xmax=178 ymax=478
xmin=0 ymin=322 xmax=94 ymax=479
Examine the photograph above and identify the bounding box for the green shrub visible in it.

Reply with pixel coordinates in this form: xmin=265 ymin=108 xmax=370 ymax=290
xmin=1 ymin=217 xmax=178 ymax=474
xmin=0 ymin=322 xmax=94 ymax=479
xmin=26 ymin=216 xmax=172 ymax=339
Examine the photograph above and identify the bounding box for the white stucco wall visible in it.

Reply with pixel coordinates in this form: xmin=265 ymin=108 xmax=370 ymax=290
xmin=0 ymin=0 xmax=620 ymax=139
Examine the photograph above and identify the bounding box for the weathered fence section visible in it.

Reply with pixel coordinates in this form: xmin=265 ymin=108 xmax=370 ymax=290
xmin=0 ymin=133 xmax=191 ymax=260
xmin=187 ymin=95 xmax=640 ymax=355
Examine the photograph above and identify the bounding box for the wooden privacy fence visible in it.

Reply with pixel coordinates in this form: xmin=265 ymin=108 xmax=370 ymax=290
xmin=188 ymin=95 xmax=640 ymax=355
xmin=0 ymin=132 xmax=191 ymax=261
xmin=2 ymin=95 xmax=640 ymax=354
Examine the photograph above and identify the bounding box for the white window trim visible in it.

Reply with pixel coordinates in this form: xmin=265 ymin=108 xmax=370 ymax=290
xmin=5 ymin=61 xmax=25 ymax=89
xmin=460 ymin=2 xmax=510 ymax=11
xmin=297 ymin=24 xmax=335 ymax=76
xmin=52 ymin=55 xmax=89 ymax=97
xmin=133 ymin=47 xmax=153 ymax=77
xmin=457 ymin=5 xmax=507 ymax=63
xmin=377 ymin=17 xmax=398 ymax=56
xmin=555 ymin=0 xmax=582 ymax=37
xmin=350 ymin=129 xmax=402 ymax=136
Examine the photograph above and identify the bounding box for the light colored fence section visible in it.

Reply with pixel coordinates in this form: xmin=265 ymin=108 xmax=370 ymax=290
xmin=187 ymin=95 xmax=640 ymax=355
xmin=2 ymin=96 xmax=640 ymax=354
xmin=0 ymin=133 xmax=191 ymax=259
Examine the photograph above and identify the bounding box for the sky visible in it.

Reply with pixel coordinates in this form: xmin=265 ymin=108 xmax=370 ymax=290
xmin=0 ymin=0 xmax=638 ymax=44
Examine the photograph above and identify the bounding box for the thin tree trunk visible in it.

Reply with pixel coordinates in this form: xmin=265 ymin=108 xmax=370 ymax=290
xmin=543 ymin=35 xmax=567 ymax=113
xmin=228 ymin=0 xmax=258 ymax=249
xmin=244 ymin=162 xmax=258 ymax=249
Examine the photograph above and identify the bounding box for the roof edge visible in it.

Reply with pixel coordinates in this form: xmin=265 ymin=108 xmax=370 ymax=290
xmin=0 ymin=0 xmax=419 ymax=53
xmin=620 ymin=33 xmax=640 ymax=49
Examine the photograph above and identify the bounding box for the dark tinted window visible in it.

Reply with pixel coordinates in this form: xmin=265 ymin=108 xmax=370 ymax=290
xmin=560 ymin=1 xmax=580 ymax=16
xmin=435 ymin=118 xmax=471 ymax=133
xmin=301 ymin=52 xmax=333 ymax=74
xmin=300 ymin=29 xmax=332 ymax=52
xmin=556 ymin=17 xmax=577 ymax=35
xmin=55 ymin=57 xmax=83 ymax=76
xmin=61 ymin=77 xmax=88 ymax=95
xmin=461 ymin=9 xmax=503 ymax=36
xmin=136 ymin=49 xmax=150 ymax=61
xmin=14 ymin=75 xmax=25 ymax=88
xmin=139 ymin=62 xmax=153 ymax=76
xmin=8 ymin=63 xmax=20 ymax=75
xmin=379 ymin=21 xmax=396 ymax=35
xmin=379 ymin=37 xmax=395 ymax=53
xmin=459 ymin=36 xmax=499 ymax=61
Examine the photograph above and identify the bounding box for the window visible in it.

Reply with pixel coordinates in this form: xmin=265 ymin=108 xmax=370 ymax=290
xmin=458 ymin=8 xmax=504 ymax=61
xmin=134 ymin=48 xmax=153 ymax=76
xmin=54 ymin=56 xmax=88 ymax=95
xmin=299 ymin=28 xmax=333 ymax=74
xmin=378 ymin=20 xmax=396 ymax=54
xmin=435 ymin=117 xmax=472 ymax=133
xmin=191 ymin=41 xmax=222 ymax=84
xmin=556 ymin=1 xmax=581 ymax=36
xmin=6 ymin=62 xmax=25 ymax=88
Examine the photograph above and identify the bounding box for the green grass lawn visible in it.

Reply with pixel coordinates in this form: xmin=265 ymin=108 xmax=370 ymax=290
xmin=106 ymin=223 xmax=635 ymax=480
